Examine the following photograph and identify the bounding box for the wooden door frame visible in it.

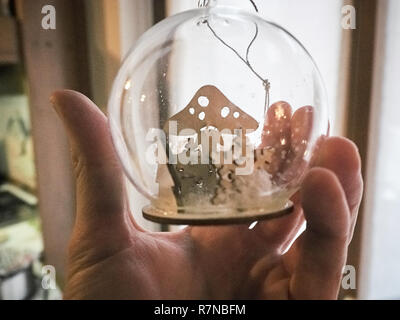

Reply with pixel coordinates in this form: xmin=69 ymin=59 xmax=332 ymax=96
xmin=338 ymin=0 xmax=385 ymax=299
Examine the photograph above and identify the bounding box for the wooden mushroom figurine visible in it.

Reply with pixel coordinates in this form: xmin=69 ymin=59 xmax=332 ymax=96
xmin=159 ymin=85 xmax=259 ymax=210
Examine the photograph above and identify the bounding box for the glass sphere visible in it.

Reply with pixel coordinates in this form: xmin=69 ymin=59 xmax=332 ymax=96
xmin=108 ymin=5 xmax=329 ymax=225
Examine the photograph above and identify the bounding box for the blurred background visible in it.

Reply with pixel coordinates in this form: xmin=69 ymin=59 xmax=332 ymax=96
xmin=0 ymin=0 xmax=398 ymax=299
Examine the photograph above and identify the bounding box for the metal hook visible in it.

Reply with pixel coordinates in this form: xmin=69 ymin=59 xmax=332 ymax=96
xmin=198 ymin=0 xmax=210 ymax=8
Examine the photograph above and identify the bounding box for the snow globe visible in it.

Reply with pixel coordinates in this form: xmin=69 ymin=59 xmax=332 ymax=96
xmin=108 ymin=0 xmax=329 ymax=225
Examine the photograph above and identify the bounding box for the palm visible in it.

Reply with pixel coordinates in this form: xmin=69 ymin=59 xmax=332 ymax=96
xmin=65 ymin=221 xmax=298 ymax=299
xmin=52 ymin=91 xmax=362 ymax=300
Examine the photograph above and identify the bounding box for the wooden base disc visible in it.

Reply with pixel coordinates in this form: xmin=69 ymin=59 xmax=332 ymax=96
xmin=142 ymin=201 xmax=294 ymax=225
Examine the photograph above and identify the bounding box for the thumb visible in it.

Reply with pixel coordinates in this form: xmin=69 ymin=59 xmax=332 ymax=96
xmin=50 ymin=90 xmax=132 ymax=232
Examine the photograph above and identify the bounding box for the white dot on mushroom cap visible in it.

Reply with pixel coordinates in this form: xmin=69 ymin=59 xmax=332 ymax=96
xmin=198 ymin=96 xmax=209 ymax=107
xmin=189 ymin=107 xmax=195 ymax=115
xmin=233 ymin=112 xmax=240 ymax=118
xmin=198 ymin=112 xmax=205 ymax=120
xmin=221 ymin=107 xmax=230 ymax=118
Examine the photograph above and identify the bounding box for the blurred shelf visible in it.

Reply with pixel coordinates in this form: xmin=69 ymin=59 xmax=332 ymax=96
xmin=0 ymin=184 xmax=37 ymax=228
xmin=0 ymin=16 xmax=19 ymax=65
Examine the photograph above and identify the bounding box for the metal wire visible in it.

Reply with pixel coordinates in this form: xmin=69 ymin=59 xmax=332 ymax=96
xmin=203 ymin=0 xmax=270 ymax=113
xmin=205 ymin=21 xmax=263 ymax=83
xmin=249 ymin=0 xmax=259 ymax=12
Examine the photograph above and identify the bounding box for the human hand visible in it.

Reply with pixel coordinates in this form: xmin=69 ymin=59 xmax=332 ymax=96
xmin=51 ymin=91 xmax=363 ymax=300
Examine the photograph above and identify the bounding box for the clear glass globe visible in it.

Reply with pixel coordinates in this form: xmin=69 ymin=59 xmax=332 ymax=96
xmin=108 ymin=4 xmax=329 ymax=225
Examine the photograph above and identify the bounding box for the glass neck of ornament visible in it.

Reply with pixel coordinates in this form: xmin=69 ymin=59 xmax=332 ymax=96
xmin=198 ymin=0 xmax=259 ymax=12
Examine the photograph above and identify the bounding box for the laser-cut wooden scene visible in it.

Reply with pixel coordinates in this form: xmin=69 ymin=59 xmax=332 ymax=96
xmin=143 ymin=85 xmax=294 ymax=224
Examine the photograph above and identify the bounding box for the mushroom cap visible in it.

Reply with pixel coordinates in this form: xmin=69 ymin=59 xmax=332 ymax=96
xmin=164 ymin=85 xmax=259 ymax=135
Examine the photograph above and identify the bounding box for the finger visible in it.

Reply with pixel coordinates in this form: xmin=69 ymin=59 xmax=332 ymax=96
xmin=261 ymin=101 xmax=292 ymax=175
xmin=280 ymin=106 xmax=314 ymax=184
xmin=314 ymin=137 xmax=363 ymax=241
xmin=256 ymin=106 xmax=311 ymax=245
xmin=288 ymin=167 xmax=350 ymax=299
xmin=315 ymin=136 xmax=363 ymax=215
xmin=256 ymin=204 xmax=304 ymax=248
xmin=282 ymin=137 xmax=362 ymax=277
xmin=290 ymin=106 xmax=314 ymax=154
xmin=51 ymin=90 xmax=138 ymax=232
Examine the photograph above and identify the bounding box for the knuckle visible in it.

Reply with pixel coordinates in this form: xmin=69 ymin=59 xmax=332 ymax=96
xmin=71 ymin=153 xmax=87 ymax=181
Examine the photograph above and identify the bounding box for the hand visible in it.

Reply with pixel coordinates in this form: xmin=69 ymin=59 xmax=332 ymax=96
xmin=51 ymin=90 xmax=363 ymax=300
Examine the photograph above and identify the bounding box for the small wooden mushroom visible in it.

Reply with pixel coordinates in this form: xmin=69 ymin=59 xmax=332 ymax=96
xmin=164 ymin=85 xmax=259 ymax=137
xmin=159 ymin=85 xmax=260 ymax=210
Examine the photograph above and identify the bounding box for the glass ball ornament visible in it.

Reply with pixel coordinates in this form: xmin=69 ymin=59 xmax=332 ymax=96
xmin=108 ymin=0 xmax=329 ymax=225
